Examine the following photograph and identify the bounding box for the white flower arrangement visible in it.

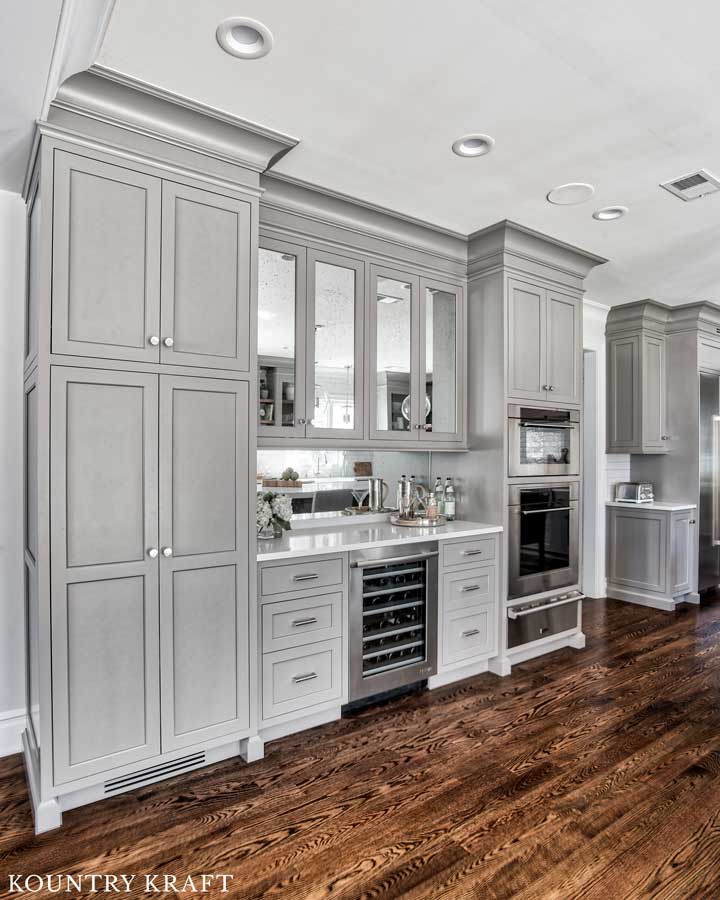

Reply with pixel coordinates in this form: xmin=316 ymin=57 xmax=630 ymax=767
xmin=257 ymin=491 xmax=292 ymax=536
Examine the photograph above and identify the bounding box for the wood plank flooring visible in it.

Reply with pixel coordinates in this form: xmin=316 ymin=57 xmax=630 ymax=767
xmin=2 ymin=597 xmax=720 ymax=899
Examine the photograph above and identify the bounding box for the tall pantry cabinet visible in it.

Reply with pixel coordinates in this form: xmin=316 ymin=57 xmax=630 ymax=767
xmin=22 ymin=68 xmax=296 ymax=832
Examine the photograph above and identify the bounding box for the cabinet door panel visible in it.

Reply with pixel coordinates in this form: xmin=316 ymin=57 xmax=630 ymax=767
xmin=608 ymin=509 xmax=667 ymax=593
xmin=642 ymin=335 xmax=667 ymax=449
xmin=607 ymin=336 xmax=640 ymax=451
xmin=52 ymin=152 xmax=161 ymax=362
xmin=161 ymin=183 xmax=251 ymax=371
xmin=306 ymin=250 xmax=365 ymax=441
xmin=51 ymin=367 xmax=160 ymax=784
xmin=671 ymin=512 xmax=693 ymax=595
xmin=159 ymin=376 xmax=250 ymax=750
xmin=547 ymin=293 xmax=581 ymax=404
xmin=369 ymin=266 xmax=420 ymax=442
xmin=25 ymin=383 xmax=38 ymax=562
xmin=507 ymin=280 xmax=547 ymax=401
xmin=420 ymin=278 xmax=464 ymax=442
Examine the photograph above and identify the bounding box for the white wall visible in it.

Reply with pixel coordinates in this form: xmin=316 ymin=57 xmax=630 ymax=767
xmin=0 ymin=189 xmax=26 ymax=755
xmin=582 ymin=300 xmax=610 ymax=598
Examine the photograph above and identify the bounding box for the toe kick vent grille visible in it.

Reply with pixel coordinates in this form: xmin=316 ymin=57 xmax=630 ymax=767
xmin=104 ymin=752 xmax=206 ymax=795
xmin=661 ymin=169 xmax=720 ymax=201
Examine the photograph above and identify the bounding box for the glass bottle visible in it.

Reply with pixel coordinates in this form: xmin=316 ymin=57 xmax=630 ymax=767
xmin=444 ymin=477 xmax=456 ymax=521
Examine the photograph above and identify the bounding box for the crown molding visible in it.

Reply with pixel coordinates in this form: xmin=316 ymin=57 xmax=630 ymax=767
xmin=47 ymin=65 xmax=299 ymax=176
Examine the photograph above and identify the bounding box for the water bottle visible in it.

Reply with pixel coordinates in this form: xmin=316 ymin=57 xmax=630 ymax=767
xmin=433 ymin=477 xmax=445 ymax=516
xmin=444 ymin=477 xmax=456 ymax=521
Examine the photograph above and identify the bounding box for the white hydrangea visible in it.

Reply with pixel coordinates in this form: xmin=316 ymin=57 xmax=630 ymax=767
xmin=271 ymin=493 xmax=293 ymax=524
xmin=256 ymin=496 xmax=273 ymax=530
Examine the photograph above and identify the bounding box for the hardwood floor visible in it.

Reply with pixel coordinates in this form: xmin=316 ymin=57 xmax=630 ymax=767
xmin=2 ymin=597 xmax=720 ymax=899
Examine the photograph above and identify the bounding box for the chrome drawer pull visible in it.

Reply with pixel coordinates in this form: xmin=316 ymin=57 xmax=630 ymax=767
xmin=461 ymin=584 xmax=481 ymax=592
xmin=291 ymin=616 xmax=318 ymax=627
xmin=521 ymin=507 xmax=571 ymax=515
xmin=292 ymin=672 xmax=318 ymax=684
xmin=462 ymin=549 xmax=484 ymax=556
xmin=507 ymin=595 xmax=583 ymax=620
xmin=293 ymin=573 xmax=319 ymax=582
xmin=462 ymin=628 xmax=480 ymax=638
xmin=352 ymin=550 xmax=439 ymax=568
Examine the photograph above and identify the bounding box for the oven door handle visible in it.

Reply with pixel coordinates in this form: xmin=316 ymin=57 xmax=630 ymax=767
xmin=520 ymin=422 xmax=575 ymax=429
xmin=521 ymin=507 xmax=572 ymax=515
xmin=507 ymin=595 xmax=584 ymax=619
xmin=351 ymin=550 xmax=439 ymax=568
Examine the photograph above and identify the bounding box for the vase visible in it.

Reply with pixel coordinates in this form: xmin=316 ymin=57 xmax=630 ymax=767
xmin=258 ymin=522 xmax=283 ymax=540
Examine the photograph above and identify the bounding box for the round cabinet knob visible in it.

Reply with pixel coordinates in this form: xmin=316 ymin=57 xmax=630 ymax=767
xmin=661 ymin=434 xmax=670 ymax=441
xmin=147 ymin=548 xmax=158 ymax=559
xmin=148 ymin=335 xmax=160 ymax=346
xmin=542 ymin=385 xmax=549 ymax=391
xmin=548 ymin=385 xmax=555 ymax=391
xmin=162 ymin=547 xmax=173 ymax=557
xmin=163 ymin=337 xmax=174 ymax=348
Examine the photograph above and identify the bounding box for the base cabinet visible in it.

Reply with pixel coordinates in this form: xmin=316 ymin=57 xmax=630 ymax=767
xmin=606 ymin=505 xmax=697 ymax=610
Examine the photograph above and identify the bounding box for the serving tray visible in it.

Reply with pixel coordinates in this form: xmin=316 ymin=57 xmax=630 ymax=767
xmin=390 ymin=514 xmax=447 ymax=528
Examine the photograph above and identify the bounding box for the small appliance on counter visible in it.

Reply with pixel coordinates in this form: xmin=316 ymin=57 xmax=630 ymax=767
xmin=613 ymin=482 xmax=654 ymax=504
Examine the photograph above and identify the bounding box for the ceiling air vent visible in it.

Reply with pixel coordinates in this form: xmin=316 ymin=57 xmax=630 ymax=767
xmin=661 ymin=169 xmax=720 ymax=201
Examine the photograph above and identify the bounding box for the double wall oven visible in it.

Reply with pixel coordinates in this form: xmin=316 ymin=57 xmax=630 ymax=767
xmin=508 ymin=405 xmax=580 ymax=478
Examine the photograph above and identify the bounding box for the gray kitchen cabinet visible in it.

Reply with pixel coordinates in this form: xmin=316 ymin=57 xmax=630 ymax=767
xmin=159 ymin=376 xmax=250 ymax=750
xmin=50 ymin=367 xmax=161 ymax=784
xmin=52 ymin=152 xmax=253 ymax=373
xmin=507 ymin=279 xmax=581 ymax=405
xmin=606 ymin=504 xmax=697 ymax=609
xmin=606 ymin=305 xmax=669 ymax=453
xmin=160 ymin=182 xmax=252 ymax=372
xmin=51 ymin=151 xmax=162 ymax=363
xmin=369 ymin=267 xmax=465 ymax=443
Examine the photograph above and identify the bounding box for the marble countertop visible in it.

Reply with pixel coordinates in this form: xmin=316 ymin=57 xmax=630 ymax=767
xmin=606 ymin=500 xmax=697 ymax=511
xmin=257 ymin=519 xmax=502 ymax=562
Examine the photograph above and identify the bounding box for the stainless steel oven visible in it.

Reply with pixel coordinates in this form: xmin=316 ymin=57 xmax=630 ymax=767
xmin=508 ymin=483 xmax=580 ymax=599
xmin=508 ymin=406 xmax=580 ymax=477
xmin=349 ymin=544 xmax=438 ymax=702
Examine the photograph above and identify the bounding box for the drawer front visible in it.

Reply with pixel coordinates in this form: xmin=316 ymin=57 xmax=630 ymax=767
xmin=262 ymin=640 xmax=342 ymax=719
xmin=442 ymin=537 xmax=496 ymax=569
xmin=262 ymin=592 xmax=342 ymax=652
xmin=261 ymin=557 xmax=344 ymax=597
xmin=443 ymin=566 xmax=495 ymax=613
xmin=442 ymin=605 xmax=497 ymax=666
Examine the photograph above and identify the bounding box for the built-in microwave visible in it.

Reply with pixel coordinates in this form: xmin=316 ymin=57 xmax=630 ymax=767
xmin=508 ymin=406 xmax=580 ymax=478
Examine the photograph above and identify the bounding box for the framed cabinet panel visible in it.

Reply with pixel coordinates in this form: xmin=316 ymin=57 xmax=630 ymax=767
xmin=546 ymin=292 xmax=581 ymax=404
xmin=257 ymin=238 xmax=307 ymax=440
xmin=419 ymin=277 xmax=464 ymax=443
xmin=305 ymin=249 xmax=365 ymax=441
xmin=51 ymin=151 xmax=161 ymax=363
xmin=507 ymin=279 xmax=547 ymax=402
xmin=159 ymin=376 xmax=250 ymax=750
xmin=606 ymin=332 xmax=667 ymax=453
xmin=50 ymin=367 xmax=160 ymax=784
xmin=369 ymin=265 xmax=420 ymax=443
xmin=160 ymin=182 xmax=252 ymax=372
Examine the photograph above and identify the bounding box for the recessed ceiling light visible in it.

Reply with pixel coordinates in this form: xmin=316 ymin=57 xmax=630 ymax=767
xmin=216 ymin=17 xmax=273 ymax=59
xmin=452 ymin=134 xmax=495 ymax=157
xmin=546 ymin=183 xmax=595 ymax=205
xmin=592 ymin=205 xmax=628 ymax=221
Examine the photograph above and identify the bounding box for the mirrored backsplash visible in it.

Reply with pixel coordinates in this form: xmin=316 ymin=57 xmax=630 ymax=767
xmin=257 ymin=449 xmax=431 ymax=487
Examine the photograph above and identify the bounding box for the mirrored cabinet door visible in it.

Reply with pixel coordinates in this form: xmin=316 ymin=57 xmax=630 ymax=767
xmin=420 ymin=278 xmax=464 ymax=442
xmin=257 ymin=239 xmax=307 ymax=439
xmin=369 ymin=266 xmax=420 ymax=442
xmin=306 ymin=250 xmax=365 ymax=441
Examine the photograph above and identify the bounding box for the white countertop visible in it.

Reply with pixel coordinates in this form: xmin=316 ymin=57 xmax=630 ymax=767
xmin=606 ymin=500 xmax=697 ymax=511
xmin=257 ymin=519 xmax=502 ymax=562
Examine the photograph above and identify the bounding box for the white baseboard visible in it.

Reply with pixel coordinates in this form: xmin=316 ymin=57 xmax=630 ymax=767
xmin=0 ymin=708 xmax=25 ymax=758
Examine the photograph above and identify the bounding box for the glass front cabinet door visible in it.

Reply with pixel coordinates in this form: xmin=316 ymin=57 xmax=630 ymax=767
xmin=257 ymin=239 xmax=307 ymax=439
xmin=370 ymin=266 xmax=463 ymax=443
xmin=305 ymin=250 xmax=365 ymax=441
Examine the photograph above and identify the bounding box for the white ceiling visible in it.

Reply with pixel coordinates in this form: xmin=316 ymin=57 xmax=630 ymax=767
xmin=0 ymin=0 xmax=63 ymax=192
xmin=98 ymin=0 xmax=720 ymax=306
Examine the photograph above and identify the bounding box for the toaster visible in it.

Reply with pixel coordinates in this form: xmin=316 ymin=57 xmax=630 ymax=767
xmin=614 ymin=482 xmax=654 ymax=504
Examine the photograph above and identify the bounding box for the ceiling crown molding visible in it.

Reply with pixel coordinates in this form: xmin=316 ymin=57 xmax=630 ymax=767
xmin=48 ymin=64 xmax=299 ymax=174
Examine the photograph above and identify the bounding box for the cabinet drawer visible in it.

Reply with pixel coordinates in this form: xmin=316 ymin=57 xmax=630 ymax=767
xmin=262 ymin=592 xmax=342 ymax=652
xmin=262 ymin=640 xmax=342 ymax=719
xmin=260 ymin=557 xmax=343 ymax=597
xmin=442 ymin=605 xmax=497 ymax=666
xmin=442 ymin=537 xmax=496 ymax=569
xmin=443 ymin=566 xmax=495 ymax=612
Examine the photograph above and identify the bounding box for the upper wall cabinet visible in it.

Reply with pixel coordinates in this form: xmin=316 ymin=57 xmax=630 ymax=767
xmin=51 ymin=151 xmax=253 ymax=373
xmin=607 ymin=332 xmax=668 ymax=453
xmin=507 ymin=278 xmax=581 ymax=406
xmin=369 ymin=266 xmax=464 ymax=443
xmin=258 ymin=239 xmax=366 ymax=441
